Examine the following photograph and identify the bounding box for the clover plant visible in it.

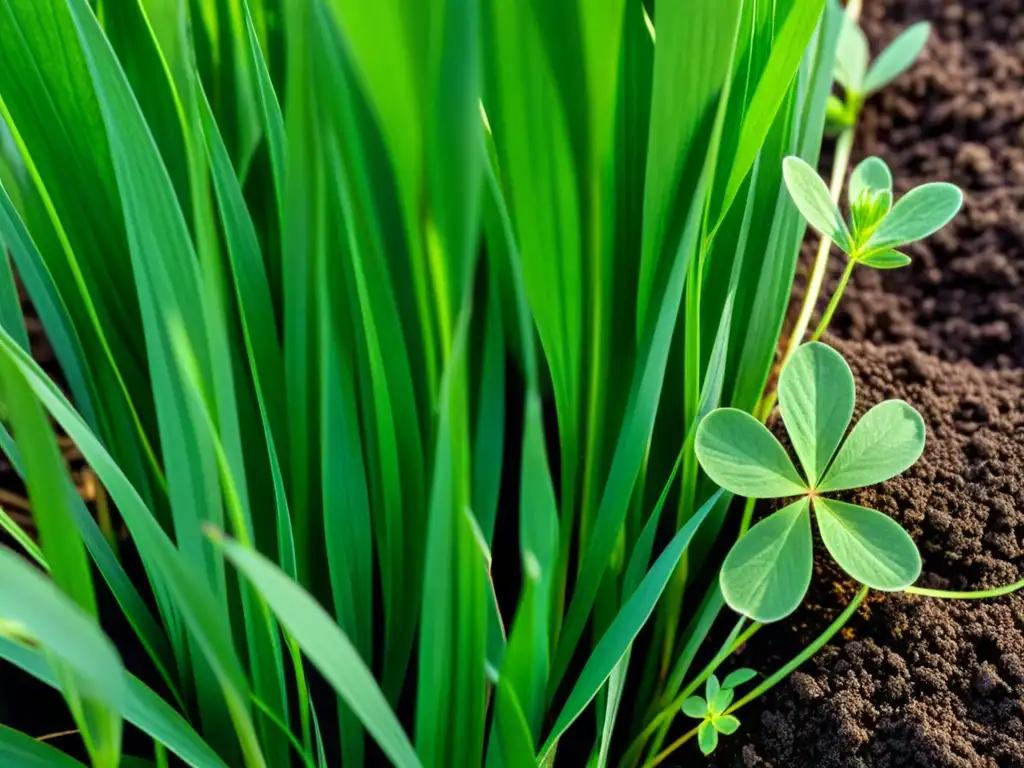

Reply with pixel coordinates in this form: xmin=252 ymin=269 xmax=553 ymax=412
xmin=783 ymin=154 xmax=962 ymax=270
xmin=827 ymin=19 xmax=931 ymax=131
xmin=695 ymin=342 xmax=925 ymax=622
xmin=681 ymin=669 xmax=757 ymax=755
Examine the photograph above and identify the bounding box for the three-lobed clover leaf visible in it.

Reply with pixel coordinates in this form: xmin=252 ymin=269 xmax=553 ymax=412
xmin=829 ymin=18 xmax=931 ymax=131
xmin=783 ymin=154 xmax=962 ymax=272
xmin=681 ymin=670 xmax=756 ymax=755
xmin=695 ymin=342 xmax=925 ymax=623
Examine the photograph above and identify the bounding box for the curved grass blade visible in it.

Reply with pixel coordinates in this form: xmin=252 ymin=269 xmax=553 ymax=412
xmin=213 ymin=535 xmax=422 ymax=768
xmin=0 ymin=637 xmax=227 ymax=768
xmin=0 ymin=724 xmax=86 ymax=767
xmin=0 ymin=329 xmax=266 ymax=767
xmin=539 ymin=490 xmax=723 ymax=761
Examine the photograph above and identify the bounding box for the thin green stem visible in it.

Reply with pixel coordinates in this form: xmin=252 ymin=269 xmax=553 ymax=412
xmin=646 ymin=724 xmax=700 ymax=768
xmin=737 ymin=495 xmax=758 ymax=538
xmin=778 ymin=126 xmax=854 ymax=361
xmin=251 ymin=692 xmax=316 ymax=768
xmin=810 ymin=258 xmax=855 ymax=341
xmin=648 ymin=585 xmax=869 ymax=767
xmin=906 ymin=577 xmax=1024 ymax=600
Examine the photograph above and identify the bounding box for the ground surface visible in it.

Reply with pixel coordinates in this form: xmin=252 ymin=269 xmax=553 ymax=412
xmin=707 ymin=1 xmax=1024 ymax=765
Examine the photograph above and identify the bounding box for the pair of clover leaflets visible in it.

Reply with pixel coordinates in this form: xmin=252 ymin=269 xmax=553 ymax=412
xmin=782 ymin=153 xmax=962 ymax=271
xmin=681 ymin=669 xmax=757 ymax=755
xmin=694 ymin=342 xmax=926 ymax=622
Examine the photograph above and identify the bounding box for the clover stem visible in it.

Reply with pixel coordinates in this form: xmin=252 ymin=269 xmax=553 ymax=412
xmin=645 ymin=724 xmax=701 ymax=768
xmin=726 ymin=585 xmax=867 ymax=713
xmin=810 ymin=257 xmax=856 ymax=341
xmin=905 ymin=577 xmax=1024 ymax=600
xmin=647 ymin=586 xmax=869 ymax=768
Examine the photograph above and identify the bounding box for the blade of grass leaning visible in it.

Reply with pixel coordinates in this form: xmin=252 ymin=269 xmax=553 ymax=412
xmin=0 ymin=349 xmax=121 ymax=767
xmin=196 ymin=81 xmax=294 ymax=577
xmin=0 ymin=723 xmax=87 ymax=767
xmin=0 ymin=148 xmax=96 ymax=430
xmin=63 ymin=0 xmax=240 ymax=748
xmin=213 ymin=534 xmax=422 ymax=768
xmin=712 ymin=0 xmax=828 ymax=224
xmin=311 ymin=11 xmax=427 ymax=701
xmin=0 ymin=544 xmax=124 ymax=766
xmin=551 ymin=164 xmax=711 ymax=692
xmin=0 ymin=424 xmax=178 ymax=701
xmin=0 ymin=329 xmax=267 ymax=767
xmin=540 ymin=490 xmax=724 ymax=760
xmin=0 ymin=637 xmax=227 ymax=768
xmin=0 ymin=241 xmax=27 ymax=351
xmin=636 ymin=0 xmax=741 ymax=329
xmin=482 ymin=0 xmax=583 ymax=637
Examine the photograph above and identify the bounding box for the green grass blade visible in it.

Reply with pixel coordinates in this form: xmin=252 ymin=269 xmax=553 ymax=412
xmin=0 ymin=724 xmax=87 ymax=767
xmin=473 ymin=278 xmax=505 ymax=544
xmin=0 ymin=336 xmax=122 ymax=766
xmin=0 ymin=545 xmax=124 ymax=766
xmin=540 ymin=490 xmax=723 ymax=759
xmin=416 ymin=316 xmax=487 ymax=767
xmin=0 ymin=637 xmax=227 ymax=768
xmin=213 ymin=534 xmax=422 ymax=768
xmin=0 ymin=329 xmax=266 ymax=767
xmin=0 ymin=424 xmax=178 ymax=700
xmin=551 ymin=166 xmax=710 ymax=691
xmin=311 ymin=12 xmax=427 ymax=700
xmin=0 ymin=178 xmax=94 ymax=423
xmin=714 ymin=0 xmax=828 ymax=223
xmin=636 ymin=0 xmax=741 ymax=329
xmin=317 ymin=141 xmax=374 ymax=766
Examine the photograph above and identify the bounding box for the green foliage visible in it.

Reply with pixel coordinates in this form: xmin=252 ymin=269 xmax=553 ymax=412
xmin=0 ymin=0 xmax=848 ymax=765
xmin=784 ymin=154 xmax=962 ymax=269
xmin=696 ymin=341 xmax=925 ymax=622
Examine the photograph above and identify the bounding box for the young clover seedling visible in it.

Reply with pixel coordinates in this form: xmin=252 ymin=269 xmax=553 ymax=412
xmin=695 ymin=342 xmax=925 ymax=622
xmin=827 ymin=18 xmax=931 ymax=131
xmin=681 ymin=669 xmax=757 ymax=755
xmin=783 ymin=154 xmax=962 ymax=271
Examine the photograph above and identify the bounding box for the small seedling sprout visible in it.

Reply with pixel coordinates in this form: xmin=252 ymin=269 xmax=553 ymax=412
xmin=782 ymin=155 xmax=963 ymax=340
xmin=680 ymin=669 xmax=757 ymax=755
xmin=828 ymin=19 xmax=931 ymax=132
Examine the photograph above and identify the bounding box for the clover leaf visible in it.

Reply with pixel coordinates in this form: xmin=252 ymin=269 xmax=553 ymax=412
xmin=783 ymin=155 xmax=962 ymax=272
xmin=680 ymin=671 xmax=756 ymax=755
xmin=695 ymin=342 xmax=925 ymax=622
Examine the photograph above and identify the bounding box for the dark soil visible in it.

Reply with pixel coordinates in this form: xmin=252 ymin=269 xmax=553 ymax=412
xmin=831 ymin=0 xmax=1024 ymax=369
xmin=708 ymin=340 xmax=1024 ymax=767
xmin=704 ymin=1 xmax=1024 ymax=763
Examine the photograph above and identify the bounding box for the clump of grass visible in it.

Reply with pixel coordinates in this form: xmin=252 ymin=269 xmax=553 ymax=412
xmin=0 ymin=1 xmax=1010 ymax=767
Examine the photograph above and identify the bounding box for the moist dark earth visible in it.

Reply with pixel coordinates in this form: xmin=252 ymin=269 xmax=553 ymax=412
xmin=705 ymin=1 xmax=1024 ymax=765
xmin=709 ymin=341 xmax=1024 ymax=767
